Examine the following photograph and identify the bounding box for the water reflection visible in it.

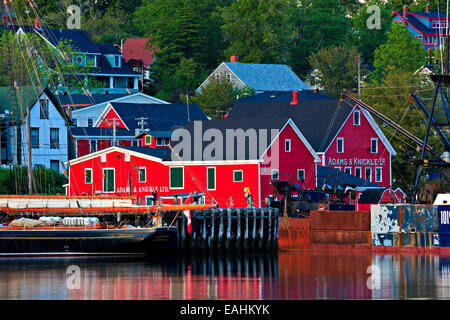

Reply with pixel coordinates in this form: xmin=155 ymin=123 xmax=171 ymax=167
xmin=0 ymin=252 xmax=450 ymax=299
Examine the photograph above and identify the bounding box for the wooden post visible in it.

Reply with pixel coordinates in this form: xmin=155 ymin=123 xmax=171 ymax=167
xmin=236 ymin=209 xmax=242 ymax=251
xmin=267 ymin=208 xmax=272 ymax=251
xmin=273 ymin=208 xmax=279 ymax=250
xmin=226 ymin=208 xmax=232 ymax=251
xmin=209 ymin=209 xmax=215 ymax=251
xmin=252 ymin=208 xmax=257 ymax=250
xmin=259 ymin=208 xmax=265 ymax=251
xmin=244 ymin=209 xmax=249 ymax=251
xmin=192 ymin=209 xmax=197 ymax=250
xmin=218 ymin=209 xmax=224 ymax=251
xmin=202 ymin=209 xmax=207 ymax=249
xmin=180 ymin=211 xmax=185 ymax=249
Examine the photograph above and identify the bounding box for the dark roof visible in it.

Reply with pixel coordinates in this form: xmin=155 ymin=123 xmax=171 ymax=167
xmin=358 ymin=188 xmax=386 ymax=204
xmin=227 ymin=92 xmax=353 ymax=152
xmin=167 ymin=118 xmax=290 ymax=161
xmin=316 ymin=165 xmax=381 ymax=189
xmin=96 ymin=43 xmax=120 ymax=55
xmin=109 ymin=102 xmax=207 ymax=132
xmin=120 ymin=146 xmax=169 ymax=160
xmin=393 ymin=11 xmax=445 ymax=35
xmin=237 ymin=90 xmax=335 ymax=103
xmin=55 ymin=93 xmax=130 ymax=108
xmin=70 ymin=126 xmax=134 ymax=137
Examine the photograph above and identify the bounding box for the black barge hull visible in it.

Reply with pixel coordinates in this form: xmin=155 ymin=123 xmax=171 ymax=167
xmin=0 ymin=227 xmax=178 ymax=256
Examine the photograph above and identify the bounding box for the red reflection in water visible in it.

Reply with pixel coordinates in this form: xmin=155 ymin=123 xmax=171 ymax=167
xmin=1 ymin=252 xmax=450 ymax=299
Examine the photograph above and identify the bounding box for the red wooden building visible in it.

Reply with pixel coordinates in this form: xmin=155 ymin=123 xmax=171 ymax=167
xmin=228 ymin=90 xmax=396 ymax=188
xmin=66 ymin=118 xmax=320 ymax=208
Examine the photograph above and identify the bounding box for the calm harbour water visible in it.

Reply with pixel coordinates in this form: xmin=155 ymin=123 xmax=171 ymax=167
xmin=0 ymin=251 xmax=449 ymax=300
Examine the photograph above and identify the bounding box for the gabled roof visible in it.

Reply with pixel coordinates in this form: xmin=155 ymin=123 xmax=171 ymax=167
xmin=223 ymin=62 xmax=309 ymax=91
xmin=167 ymin=117 xmax=319 ymax=162
xmin=392 ymin=11 xmax=448 ymax=35
xmin=55 ymin=93 xmax=131 ymax=109
xmin=71 ymin=102 xmax=207 ymax=138
xmin=228 ymin=91 xmax=352 ymax=152
xmin=237 ymin=90 xmax=335 ymax=103
xmin=122 ymin=38 xmax=156 ymax=68
xmin=120 ymin=146 xmax=169 ymax=160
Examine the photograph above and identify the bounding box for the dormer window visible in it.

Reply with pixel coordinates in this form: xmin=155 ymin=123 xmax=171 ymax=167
xmin=432 ymin=20 xmax=438 ymax=28
xmin=114 ymin=55 xmax=120 ymax=68
xmin=73 ymin=54 xmax=86 ymax=67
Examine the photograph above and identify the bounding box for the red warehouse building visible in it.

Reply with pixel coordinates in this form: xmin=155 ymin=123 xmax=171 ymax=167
xmin=66 ymin=118 xmax=320 ymax=208
xmin=229 ymin=90 xmax=396 ymax=188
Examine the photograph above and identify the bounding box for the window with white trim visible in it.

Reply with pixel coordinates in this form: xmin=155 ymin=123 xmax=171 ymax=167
xmin=170 ymin=167 xmax=184 ymax=189
xmin=207 ymin=167 xmax=216 ymax=190
xmin=88 ymin=118 xmax=94 ymax=127
xmin=371 ymin=138 xmax=378 ymax=153
xmin=337 ymin=138 xmax=344 ymax=153
xmin=355 ymin=167 xmax=362 ymax=178
xmin=285 ymin=139 xmax=291 ymax=152
xmin=233 ymin=170 xmax=243 ymax=182
xmin=139 ymin=167 xmax=146 ymax=183
xmin=103 ymin=168 xmax=115 ymax=192
xmin=344 ymin=167 xmax=352 ymax=175
xmin=365 ymin=167 xmax=372 ymax=182
xmin=375 ymin=167 xmax=382 ymax=182
xmin=85 ymin=169 xmax=92 ymax=184
xmin=353 ymin=110 xmax=360 ymax=125
xmin=145 ymin=135 xmax=151 ymax=145
xmin=156 ymin=138 xmax=163 ymax=146
xmin=297 ymin=169 xmax=305 ymax=180
xmin=271 ymin=169 xmax=279 ymax=180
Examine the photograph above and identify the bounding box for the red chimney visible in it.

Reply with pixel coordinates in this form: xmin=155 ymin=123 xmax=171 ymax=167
xmin=34 ymin=18 xmax=42 ymax=28
xmin=290 ymin=90 xmax=298 ymax=105
xmin=313 ymin=87 xmax=319 ymax=94
xmin=403 ymin=5 xmax=408 ymax=17
xmin=230 ymin=56 xmax=239 ymax=63
xmin=426 ymin=3 xmax=430 ymax=12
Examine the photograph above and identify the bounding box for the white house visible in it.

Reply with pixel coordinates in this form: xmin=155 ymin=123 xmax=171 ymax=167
xmin=10 ymin=87 xmax=71 ymax=173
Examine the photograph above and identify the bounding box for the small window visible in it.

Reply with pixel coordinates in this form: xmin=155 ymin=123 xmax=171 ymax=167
xmin=365 ymin=167 xmax=372 ymax=182
xmin=353 ymin=110 xmax=360 ymax=125
xmin=344 ymin=167 xmax=352 ymax=175
xmin=355 ymin=167 xmax=362 ymax=178
xmin=297 ymin=169 xmax=305 ymax=180
xmin=139 ymin=167 xmax=146 ymax=183
xmin=375 ymin=167 xmax=382 ymax=182
xmin=371 ymin=138 xmax=378 ymax=153
xmin=30 ymin=128 xmax=39 ymax=148
xmin=226 ymin=73 xmax=231 ymax=83
xmin=156 ymin=138 xmax=163 ymax=146
xmin=114 ymin=55 xmax=120 ymax=67
xmin=207 ymin=167 xmax=216 ymax=190
xmin=85 ymin=169 xmax=92 ymax=184
xmin=337 ymin=138 xmax=344 ymax=153
xmin=72 ymin=118 xmax=77 ymax=126
xmin=233 ymin=170 xmax=243 ymax=182
xmin=285 ymin=139 xmax=291 ymax=152
xmin=170 ymin=167 xmax=184 ymax=189
xmin=271 ymin=169 xmax=279 ymax=180
xmin=50 ymin=160 xmax=59 ymax=173
xmin=103 ymin=168 xmax=115 ymax=193
xmin=50 ymin=128 xmax=59 ymax=149
xmin=163 ymin=138 xmax=170 ymax=146
xmin=39 ymin=99 xmax=49 ymax=119
xmin=88 ymin=118 xmax=94 ymax=127
xmin=90 ymin=140 xmax=97 ymax=153
xmin=133 ymin=140 xmax=139 ymax=147
xmin=145 ymin=135 xmax=151 ymax=145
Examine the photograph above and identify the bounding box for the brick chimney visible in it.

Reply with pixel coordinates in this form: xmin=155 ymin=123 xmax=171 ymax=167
xmin=403 ymin=5 xmax=408 ymax=18
xmin=313 ymin=87 xmax=319 ymax=94
xmin=34 ymin=18 xmax=42 ymax=28
xmin=290 ymin=90 xmax=298 ymax=105
xmin=426 ymin=3 xmax=430 ymax=13
xmin=230 ymin=56 xmax=239 ymax=63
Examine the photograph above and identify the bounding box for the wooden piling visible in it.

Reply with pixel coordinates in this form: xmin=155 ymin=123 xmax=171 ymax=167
xmin=268 ymin=208 xmax=272 ymax=250
xmin=226 ymin=208 xmax=231 ymax=251
xmin=202 ymin=210 xmax=207 ymax=249
xmin=218 ymin=209 xmax=224 ymax=251
xmin=252 ymin=208 xmax=257 ymax=250
xmin=259 ymin=208 xmax=265 ymax=250
xmin=244 ymin=209 xmax=249 ymax=251
xmin=209 ymin=209 xmax=215 ymax=250
xmin=236 ymin=209 xmax=242 ymax=251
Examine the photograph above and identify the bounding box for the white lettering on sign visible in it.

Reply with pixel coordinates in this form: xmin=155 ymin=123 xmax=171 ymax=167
xmin=328 ymin=157 xmax=386 ymax=166
xmin=117 ymin=186 xmax=169 ymax=193
xmin=442 ymin=211 xmax=450 ymax=225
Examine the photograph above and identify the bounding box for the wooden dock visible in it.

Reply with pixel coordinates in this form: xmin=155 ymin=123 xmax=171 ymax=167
xmin=173 ymin=208 xmax=279 ymax=252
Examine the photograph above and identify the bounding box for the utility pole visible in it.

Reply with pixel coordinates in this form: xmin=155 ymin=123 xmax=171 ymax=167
xmin=106 ymin=118 xmax=121 ymax=146
xmin=135 ymin=117 xmax=148 ymax=133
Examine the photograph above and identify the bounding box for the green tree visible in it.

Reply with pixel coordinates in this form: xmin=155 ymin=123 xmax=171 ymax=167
xmin=351 ymin=0 xmax=393 ymax=65
xmin=287 ymin=0 xmax=352 ymax=76
xmin=361 ymin=67 xmax=442 ymax=192
xmin=372 ymin=23 xmax=427 ymax=80
xmin=135 ymin=0 xmax=225 ymax=100
xmin=219 ymin=0 xmax=292 ymax=64
xmin=187 ymin=72 xmax=254 ymax=119
xmin=307 ymin=45 xmax=361 ymax=97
